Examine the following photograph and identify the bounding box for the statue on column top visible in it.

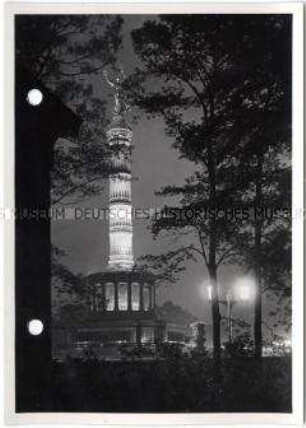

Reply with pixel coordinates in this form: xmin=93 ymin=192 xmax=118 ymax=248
xmin=103 ymin=65 xmax=130 ymax=117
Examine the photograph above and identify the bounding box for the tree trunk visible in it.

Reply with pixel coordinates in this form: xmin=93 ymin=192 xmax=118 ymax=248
xmin=211 ymin=286 xmax=221 ymax=364
xmin=254 ymin=274 xmax=262 ymax=358
xmin=209 ymin=266 xmax=221 ymax=366
xmin=254 ymin=152 xmax=263 ymax=359
xmin=254 ymin=219 xmax=262 ymax=359
xmin=206 ymin=131 xmax=221 ymax=367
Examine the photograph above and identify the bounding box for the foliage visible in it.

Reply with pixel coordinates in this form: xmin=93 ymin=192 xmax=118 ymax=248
xmin=16 ymin=15 xmax=122 ymax=83
xmin=156 ymin=300 xmax=198 ymax=324
xmin=156 ymin=342 xmax=184 ymax=359
xmin=228 ymin=16 xmax=292 ymax=356
xmin=51 ymin=245 xmax=108 ymax=315
xmin=195 ymin=322 xmax=206 ymax=350
xmin=51 ymin=246 xmax=83 ymax=316
xmin=55 ymin=303 xmax=88 ymax=324
xmin=119 ymin=344 xmax=156 ymax=360
xmin=16 ymin=16 xmax=126 ymax=314
xmin=224 ymin=332 xmax=255 ymax=358
xmin=129 ymin=15 xmax=254 ymax=277
xmin=51 ymin=355 xmax=291 ymax=412
xmin=129 ymin=15 xmax=261 ymax=361
xmin=128 ymin=15 xmax=292 ymax=359
xmin=16 ymin=15 xmax=124 ymax=204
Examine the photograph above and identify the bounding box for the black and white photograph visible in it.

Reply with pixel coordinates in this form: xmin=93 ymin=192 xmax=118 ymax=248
xmin=4 ymin=2 xmax=304 ymax=424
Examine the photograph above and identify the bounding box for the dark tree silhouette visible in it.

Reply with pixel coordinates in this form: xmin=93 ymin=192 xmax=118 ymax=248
xmin=16 ymin=14 xmax=123 ymax=204
xmin=128 ymin=14 xmax=291 ymax=362
xmin=228 ymin=16 xmax=292 ymax=358
xmin=16 ymin=15 xmax=125 ymax=311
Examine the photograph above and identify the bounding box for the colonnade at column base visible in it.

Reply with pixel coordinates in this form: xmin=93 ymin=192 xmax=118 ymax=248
xmin=55 ymin=269 xmax=165 ymax=355
xmin=86 ymin=269 xmax=157 ymax=313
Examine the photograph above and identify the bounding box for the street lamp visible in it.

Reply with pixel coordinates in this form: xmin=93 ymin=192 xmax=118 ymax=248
xmin=207 ymin=285 xmax=235 ymax=344
xmin=234 ymin=276 xmax=256 ymax=302
xmin=226 ymin=292 xmax=234 ymax=345
xmin=207 ymin=276 xmax=255 ymax=345
xmin=207 ymin=285 xmax=213 ymax=302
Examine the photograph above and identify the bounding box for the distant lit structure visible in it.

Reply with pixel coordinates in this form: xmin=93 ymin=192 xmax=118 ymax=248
xmin=53 ymin=69 xmax=198 ymax=361
xmin=63 ymin=69 xmax=165 ymax=355
xmin=262 ymin=338 xmax=292 ymax=357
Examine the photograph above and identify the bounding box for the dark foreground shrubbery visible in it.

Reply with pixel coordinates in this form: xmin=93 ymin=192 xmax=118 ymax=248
xmin=51 ymin=353 xmax=291 ymax=412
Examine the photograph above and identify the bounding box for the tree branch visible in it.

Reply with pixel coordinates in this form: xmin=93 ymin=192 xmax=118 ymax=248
xmin=52 ymin=176 xmax=104 ymax=205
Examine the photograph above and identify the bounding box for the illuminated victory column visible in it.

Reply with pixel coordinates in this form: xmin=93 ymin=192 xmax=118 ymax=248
xmin=104 ymin=69 xmax=134 ymax=271
xmin=72 ymin=67 xmax=165 ymax=350
xmin=52 ymin=68 xmax=166 ymax=359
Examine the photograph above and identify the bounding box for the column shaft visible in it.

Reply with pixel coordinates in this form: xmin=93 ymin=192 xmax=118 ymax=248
xmin=128 ymin=282 xmax=132 ymax=311
xmin=148 ymin=285 xmax=153 ymax=310
xmin=153 ymin=285 xmax=156 ymax=308
xmin=114 ymin=282 xmax=119 ymax=311
xmin=101 ymin=283 xmax=106 ymax=311
xmin=139 ymin=282 xmax=144 ymax=311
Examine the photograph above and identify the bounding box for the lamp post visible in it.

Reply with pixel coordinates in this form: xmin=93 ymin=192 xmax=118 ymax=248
xmin=226 ymin=292 xmax=234 ymax=345
xmin=207 ymin=277 xmax=254 ymax=345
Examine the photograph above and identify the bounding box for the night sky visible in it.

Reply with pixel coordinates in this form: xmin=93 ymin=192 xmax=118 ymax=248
xmin=51 ymin=15 xmax=284 ymax=337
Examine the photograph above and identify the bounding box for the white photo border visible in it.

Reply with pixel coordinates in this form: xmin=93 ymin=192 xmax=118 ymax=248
xmin=4 ymin=2 xmax=304 ymax=425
